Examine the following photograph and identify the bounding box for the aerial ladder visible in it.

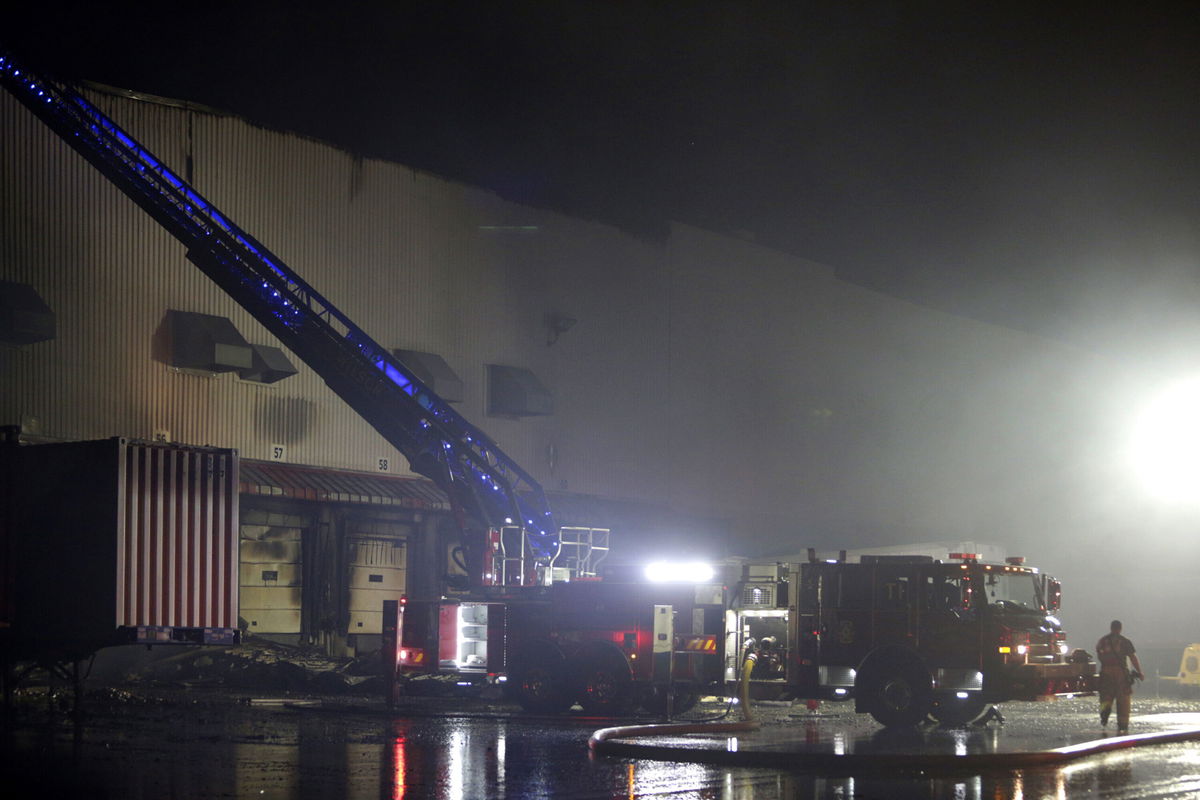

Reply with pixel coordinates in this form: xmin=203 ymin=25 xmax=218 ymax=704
xmin=0 ymin=51 xmax=561 ymax=587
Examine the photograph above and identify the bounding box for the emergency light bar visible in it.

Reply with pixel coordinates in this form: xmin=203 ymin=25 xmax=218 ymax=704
xmin=948 ymin=553 xmax=981 ymax=561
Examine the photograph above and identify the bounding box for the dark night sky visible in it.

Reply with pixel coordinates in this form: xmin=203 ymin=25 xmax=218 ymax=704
xmin=8 ymin=2 xmax=1200 ymax=351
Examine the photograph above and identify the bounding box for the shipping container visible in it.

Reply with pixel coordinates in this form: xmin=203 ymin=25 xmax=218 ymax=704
xmin=1 ymin=437 xmax=239 ymax=657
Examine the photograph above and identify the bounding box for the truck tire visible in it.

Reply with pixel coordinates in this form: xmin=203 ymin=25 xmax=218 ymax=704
xmin=508 ymin=641 xmax=572 ymax=713
xmin=929 ymin=695 xmax=990 ymax=726
xmin=858 ymin=656 xmax=933 ymax=727
xmin=569 ymin=645 xmax=636 ymax=715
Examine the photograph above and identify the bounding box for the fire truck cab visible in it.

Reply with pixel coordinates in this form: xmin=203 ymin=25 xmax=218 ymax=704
xmin=730 ymin=553 xmax=1095 ymax=726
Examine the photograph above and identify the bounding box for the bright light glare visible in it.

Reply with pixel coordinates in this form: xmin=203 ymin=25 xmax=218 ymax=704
xmin=1131 ymin=378 xmax=1200 ymax=502
xmin=644 ymin=561 xmax=715 ymax=583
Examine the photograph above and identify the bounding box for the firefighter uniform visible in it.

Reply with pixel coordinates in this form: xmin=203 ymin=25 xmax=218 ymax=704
xmin=1096 ymin=620 xmax=1142 ymax=733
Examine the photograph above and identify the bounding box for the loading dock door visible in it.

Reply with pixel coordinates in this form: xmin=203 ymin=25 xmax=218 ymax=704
xmin=348 ymin=532 xmax=408 ymax=635
xmin=239 ymin=516 xmax=304 ymax=634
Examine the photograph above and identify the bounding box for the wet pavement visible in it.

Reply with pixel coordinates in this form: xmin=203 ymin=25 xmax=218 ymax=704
xmin=5 ymin=647 xmax=1200 ymax=799
xmin=591 ymin=700 xmax=1200 ymax=770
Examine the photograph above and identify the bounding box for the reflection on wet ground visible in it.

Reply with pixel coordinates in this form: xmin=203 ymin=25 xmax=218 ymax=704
xmin=4 ymin=693 xmax=1200 ymax=798
xmin=608 ymin=706 xmax=1200 ymax=759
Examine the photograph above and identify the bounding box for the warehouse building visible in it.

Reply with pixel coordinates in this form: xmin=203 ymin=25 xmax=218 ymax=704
xmin=0 ymin=81 xmax=1112 ymax=656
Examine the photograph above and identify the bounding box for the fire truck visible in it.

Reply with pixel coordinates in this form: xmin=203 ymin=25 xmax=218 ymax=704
xmin=402 ymin=546 xmax=1095 ymax=723
xmin=385 ymin=524 xmax=730 ymax=714
xmin=396 ymin=565 xmax=726 ymax=714
xmin=727 ymin=551 xmax=1096 ymax=725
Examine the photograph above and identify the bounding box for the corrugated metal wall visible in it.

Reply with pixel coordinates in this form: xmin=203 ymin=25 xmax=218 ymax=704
xmin=2 ymin=81 xmax=1121 ymax=566
xmin=2 ymin=86 xmax=650 ymax=491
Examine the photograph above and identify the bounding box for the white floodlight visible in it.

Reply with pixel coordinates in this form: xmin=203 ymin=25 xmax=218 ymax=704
xmin=644 ymin=561 xmax=715 ymax=583
xmin=1130 ymin=378 xmax=1200 ymax=502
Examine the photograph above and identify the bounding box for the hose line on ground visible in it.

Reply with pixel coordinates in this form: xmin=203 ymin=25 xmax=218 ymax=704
xmin=588 ymin=654 xmax=761 ymax=754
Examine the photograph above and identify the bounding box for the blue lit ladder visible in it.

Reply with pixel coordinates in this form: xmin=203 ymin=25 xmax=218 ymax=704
xmin=0 ymin=53 xmax=559 ymax=570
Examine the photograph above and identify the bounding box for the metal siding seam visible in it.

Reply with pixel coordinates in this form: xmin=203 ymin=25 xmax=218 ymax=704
xmin=126 ymin=443 xmax=139 ymax=627
xmin=150 ymin=446 xmax=163 ymax=626
xmin=192 ymin=452 xmax=203 ymax=628
xmin=156 ymin=447 xmax=168 ymax=627
xmin=165 ymin=448 xmax=176 ymax=627
xmin=206 ymin=451 xmax=216 ymax=629
xmin=200 ymin=452 xmax=212 ymax=628
xmin=214 ymin=450 xmax=227 ymax=628
xmin=170 ymin=450 xmax=183 ymax=633
xmin=216 ymin=451 xmax=225 ymax=629
xmin=213 ymin=450 xmax=227 ymax=628
xmin=213 ymin=451 xmax=224 ymax=629
xmin=140 ymin=445 xmax=152 ymax=626
xmin=226 ymin=451 xmax=240 ymax=629
xmin=206 ymin=453 xmax=218 ymax=628
xmin=187 ymin=451 xmax=199 ymax=626
xmin=135 ymin=444 xmax=148 ymax=626
xmin=187 ymin=450 xmax=200 ymax=626
xmin=173 ymin=449 xmax=187 ymax=627
xmin=210 ymin=450 xmax=220 ymax=629
xmin=152 ymin=448 xmax=164 ymax=628
xmin=143 ymin=445 xmax=155 ymax=627
xmin=115 ymin=441 xmax=129 ymax=627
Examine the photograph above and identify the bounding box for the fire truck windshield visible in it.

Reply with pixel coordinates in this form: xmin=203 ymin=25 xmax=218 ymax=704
xmin=981 ymin=570 xmax=1042 ymax=613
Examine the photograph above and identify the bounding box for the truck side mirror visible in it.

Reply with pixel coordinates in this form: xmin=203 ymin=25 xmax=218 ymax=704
xmin=1047 ymin=579 xmax=1062 ymax=612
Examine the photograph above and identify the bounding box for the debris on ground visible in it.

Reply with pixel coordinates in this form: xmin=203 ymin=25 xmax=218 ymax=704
xmin=4 ymin=635 xmax=403 ymax=704
xmin=114 ymin=636 xmax=386 ymax=695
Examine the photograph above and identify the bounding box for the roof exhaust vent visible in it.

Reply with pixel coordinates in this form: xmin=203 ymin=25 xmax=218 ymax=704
xmin=0 ymin=280 xmax=55 ymax=345
xmin=239 ymin=343 xmax=298 ymax=384
xmin=160 ymin=309 xmax=252 ymax=373
xmin=487 ymin=364 xmax=553 ymax=417
xmin=392 ymin=349 xmax=463 ymax=403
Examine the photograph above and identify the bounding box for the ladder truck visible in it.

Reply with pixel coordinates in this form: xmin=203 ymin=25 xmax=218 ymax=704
xmin=0 ymin=52 xmax=725 ymax=714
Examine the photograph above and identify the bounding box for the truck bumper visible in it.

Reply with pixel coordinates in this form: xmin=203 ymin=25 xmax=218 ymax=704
xmin=997 ymin=661 xmax=1097 ymax=699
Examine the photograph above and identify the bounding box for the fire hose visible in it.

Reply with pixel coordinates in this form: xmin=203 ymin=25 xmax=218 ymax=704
xmin=587 ymin=652 xmax=762 ymax=754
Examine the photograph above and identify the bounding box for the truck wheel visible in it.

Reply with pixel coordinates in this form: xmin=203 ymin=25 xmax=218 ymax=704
xmin=570 ymin=649 xmax=635 ymax=715
xmin=929 ymin=696 xmax=989 ymax=726
xmin=509 ymin=642 xmax=572 ymax=713
xmin=860 ymin=660 xmax=932 ymax=727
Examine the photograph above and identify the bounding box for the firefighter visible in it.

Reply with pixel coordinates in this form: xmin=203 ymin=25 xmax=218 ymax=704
xmin=1096 ymin=619 xmax=1143 ymax=733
